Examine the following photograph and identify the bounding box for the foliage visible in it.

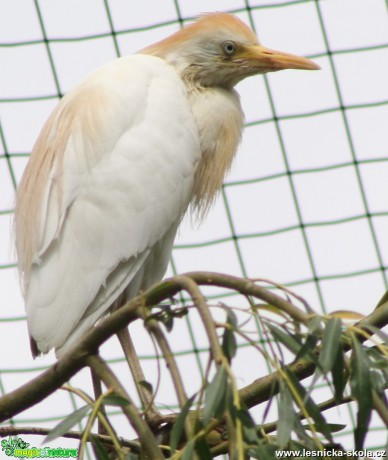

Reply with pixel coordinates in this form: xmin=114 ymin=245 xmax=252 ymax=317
xmin=0 ymin=272 xmax=387 ymax=459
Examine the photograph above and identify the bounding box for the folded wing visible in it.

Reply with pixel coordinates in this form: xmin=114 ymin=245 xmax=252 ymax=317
xmin=15 ymin=55 xmax=200 ymax=355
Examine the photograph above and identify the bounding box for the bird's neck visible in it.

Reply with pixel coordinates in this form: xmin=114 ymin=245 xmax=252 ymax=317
xmin=187 ymin=85 xmax=244 ymax=217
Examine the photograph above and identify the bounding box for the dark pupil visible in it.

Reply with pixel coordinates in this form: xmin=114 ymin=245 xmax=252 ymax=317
xmin=225 ymin=43 xmax=234 ymax=53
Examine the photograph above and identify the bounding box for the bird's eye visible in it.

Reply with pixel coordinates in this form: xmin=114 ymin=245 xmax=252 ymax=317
xmin=222 ymin=41 xmax=238 ymax=56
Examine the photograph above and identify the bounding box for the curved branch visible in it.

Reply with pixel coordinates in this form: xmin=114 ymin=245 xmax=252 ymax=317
xmin=0 ymin=305 xmax=140 ymax=423
xmin=86 ymin=355 xmax=164 ymax=459
xmin=184 ymin=272 xmax=312 ymax=324
xmin=239 ymin=300 xmax=388 ymax=408
xmin=0 ymin=271 xmax=386 ymax=430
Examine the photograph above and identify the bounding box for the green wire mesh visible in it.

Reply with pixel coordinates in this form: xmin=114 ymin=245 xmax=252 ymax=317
xmin=1 ymin=0 xmax=387 ymax=456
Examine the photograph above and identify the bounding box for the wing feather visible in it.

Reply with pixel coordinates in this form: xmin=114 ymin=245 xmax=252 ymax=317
xmin=15 ymin=55 xmax=200 ymax=354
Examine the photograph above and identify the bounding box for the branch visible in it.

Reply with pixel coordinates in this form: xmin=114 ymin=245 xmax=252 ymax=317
xmin=210 ymin=395 xmax=354 ymax=457
xmin=0 ymin=271 xmax=386 ymax=429
xmin=173 ymin=275 xmax=224 ymax=364
xmin=184 ymin=272 xmax=312 ymax=324
xmin=86 ymin=355 xmax=164 ymax=459
xmin=239 ymin=299 xmax=388 ymax=408
xmin=0 ymin=302 xmax=140 ymax=423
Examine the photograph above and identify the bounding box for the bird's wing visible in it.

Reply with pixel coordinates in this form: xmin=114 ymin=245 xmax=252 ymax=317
xmin=15 ymin=55 xmax=200 ymax=354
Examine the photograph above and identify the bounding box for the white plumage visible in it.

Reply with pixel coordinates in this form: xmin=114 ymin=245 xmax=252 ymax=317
xmin=14 ymin=13 xmax=319 ymax=357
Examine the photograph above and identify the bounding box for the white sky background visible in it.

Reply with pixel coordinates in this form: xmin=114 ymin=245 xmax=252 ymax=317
xmin=0 ymin=0 xmax=388 ymax=456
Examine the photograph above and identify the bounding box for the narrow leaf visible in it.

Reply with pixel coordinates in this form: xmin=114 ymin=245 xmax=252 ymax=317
xmin=247 ymin=444 xmax=277 ymax=460
xmin=203 ymin=366 xmax=227 ymax=424
xmin=222 ymin=307 xmax=238 ymax=360
xmin=170 ymin=394 xmax=195 ymax=454
xmin=350 ymin=335 xmax=372 ymax=450
xmin=331 ymin=347 xmax=346 ymax=403
xmin=225 ymin=308 xmax=237 ymax=328
xmin=319 ymin=317 xmax=342 ymax=373
xmin=194 ymin=438 xmax=212 ymax=459
xmin=267 ymin=323 xmax=302 ymax=356
xmin=330 ymin=311 xmax=364 ymax=320
xmin=89 ymin=434 xmax=110 ymax=460
xmin=277 ymin=380 xmax=295 ymax=448
xmin=307 ymin=315 xmax=322 ymax=334
xmin=222 ymin=327 xmax=237 ymax=363
xmin=295 ymin=333 xmax=319 ymax=362
xmin=284 ymin=367 xmax=333 ymax=443
xmin=138 ymin=380 xmax=154 ymax=396
xmin=43 ymin=404 xmax=91 ymax=443
xmin=233 ymin=406 xmax=259 ymax=444
xmin=102 ymin=394 xmax=130 ymax=407
xmin=303 ymin=423 xmax=346 ymax=434
xmin=293 ymin=417 xmax=317 ymax=450
xmin=181 ymin=439 xmax=195 ymax=460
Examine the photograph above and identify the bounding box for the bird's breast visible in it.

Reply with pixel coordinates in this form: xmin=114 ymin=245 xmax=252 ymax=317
xmin=188 ymin=87 xmax=244 ymax=214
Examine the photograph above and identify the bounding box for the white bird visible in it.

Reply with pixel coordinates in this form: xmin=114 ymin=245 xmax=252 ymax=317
xmin=14 ymin=13 xmax=319 ymax=358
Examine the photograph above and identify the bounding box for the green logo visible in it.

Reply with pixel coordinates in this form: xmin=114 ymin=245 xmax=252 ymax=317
xmin=1 ymin=437 xmax=78 ymax=458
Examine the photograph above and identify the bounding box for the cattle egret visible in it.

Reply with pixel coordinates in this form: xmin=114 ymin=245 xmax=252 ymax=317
xmin=15 ymin=13 xmax=319 ymax=358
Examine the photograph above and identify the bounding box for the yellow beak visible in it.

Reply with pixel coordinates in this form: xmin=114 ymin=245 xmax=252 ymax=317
xmin=244 ymin=44 xmax=320 ymax=72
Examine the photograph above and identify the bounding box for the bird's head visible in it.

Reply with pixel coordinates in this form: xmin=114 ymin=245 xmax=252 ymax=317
xmin=142 ymin=13 xmax=320 ymax=88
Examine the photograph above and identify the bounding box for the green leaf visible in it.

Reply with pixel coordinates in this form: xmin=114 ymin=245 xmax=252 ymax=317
xmin=225 ymin=308 xmax=237 ymax=328
xmin=319 ymin=317 xmax=342 ymax=373
xmin=232 ymin=405 xmax=260 ymax=445
xmin=295 ymin=333 xmax=319 ymax=362
xmin=181 ymin=439 xmax=195 ymax=460
xmin=277 ymin=380 xmax=295 ymax=448
xmin=370 ymin=369 xmax=386 ymax=395
xmin=283 ymin=367 xmax=333 ymax=443
xmin=89 ymin=434 xmax=110 ymax=460
xmin=366 ymin=347 xmax=388 ymax=370
xmin=295 ymin=316 xmax=321 ymax=363
xmin=247 ymin=443 xmax=277 ymax=460
xmin=138 ymin=380 xmax=154 ymax=396
xmin=266 ymin=323 xmax=302 ymax=356
xmin=203 ymin=366 xmax=227 ymax=424
xmin=222 ymin=327 xmax=237 ymax=363
xmin=221 ymin=308 xmax=238 ymax=362
xmin=194 ymin=437 xmax=212 ymax=459
xmin=303 ymin=423 xmax=346 ymax=434
xmin=293 ymin=417 xmax=317 ymax=450
xmin=102 ymin=394 xmax=130 ymax=407
xmin=307 ymin=315 xmax=322 ymax=334
xmin=170 ymin=394 xmax=195 ymax=454
xmin=43 ymin=404 xmax=91 ymax=443
xmin=350 ymin=335 xmax=372 ymax=450
xmin=331 ymin=347 xmax=346 ymax=403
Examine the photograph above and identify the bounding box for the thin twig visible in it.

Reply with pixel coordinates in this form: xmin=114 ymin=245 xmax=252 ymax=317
xmin=117 ymin=327 xmax=161 ymax=424
xmin=210 ymin=395 xmax=354 ymax=457
xmin=61 ymin=385 xmax=124 ymax=456
xmin=185 ymin=272 xmax=312 ymax=324
xmin=90 ymin=368 xmax=108 ymax=436
xmin=0 ymin=272 xmax=386 ymax=428
xmin=173 ymin=276 xmax=223 ymax=364
xmin=146 ymin=318 xmax=194 ymax=440
xmin=86 ymin=354 xmax=164 ymax=459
